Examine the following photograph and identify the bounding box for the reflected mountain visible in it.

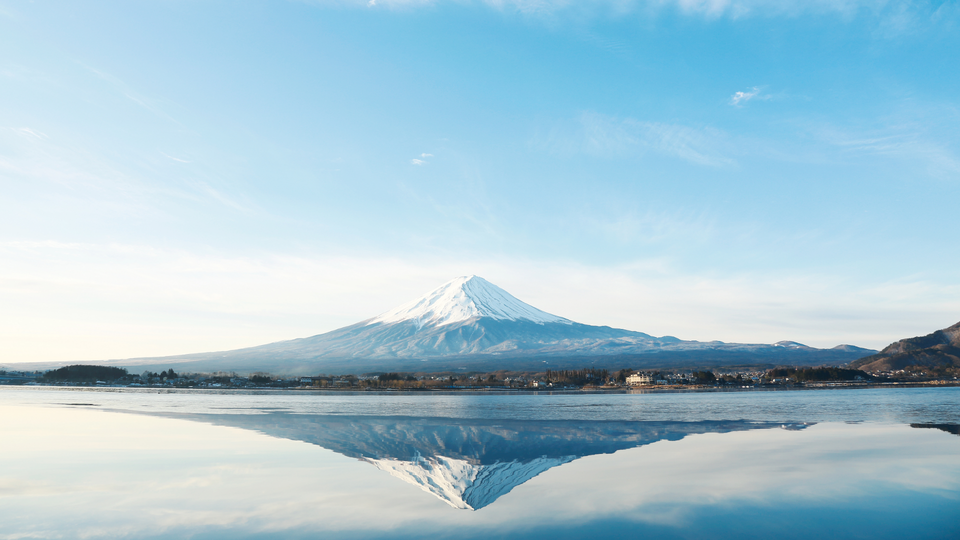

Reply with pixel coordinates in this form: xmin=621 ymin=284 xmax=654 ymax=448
xmin=142 ymin=412 xmax=810 ymax=510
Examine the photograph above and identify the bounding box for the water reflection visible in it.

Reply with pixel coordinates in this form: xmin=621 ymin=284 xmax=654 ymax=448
xmin=141 ymin=412 xmax=810 ymax=510
xmin=911 ymin=423 xmax=960 ymax=436
xmin=3 ymin=389 xmax=960 ymax=539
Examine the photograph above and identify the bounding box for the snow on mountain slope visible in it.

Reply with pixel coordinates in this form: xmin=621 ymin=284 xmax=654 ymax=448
xmin=368 ymin=275 xmax=571 ymax=329
xmin=773 ymin=341 xmax=808 ymax=348
xmin=364 ymin=452 xmax=575 ymax=510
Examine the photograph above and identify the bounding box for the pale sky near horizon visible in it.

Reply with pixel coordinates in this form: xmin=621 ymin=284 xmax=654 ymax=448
xmin=2 ymin=0 xmax=959 ymax=364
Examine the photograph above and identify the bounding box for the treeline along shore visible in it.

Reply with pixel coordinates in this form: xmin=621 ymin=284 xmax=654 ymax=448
xmin=1 ymin=363 xmax=957 ymax=392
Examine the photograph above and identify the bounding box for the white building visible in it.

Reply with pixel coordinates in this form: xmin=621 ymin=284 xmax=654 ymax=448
xmin=626 ymin=373 xmax=653 ymax=386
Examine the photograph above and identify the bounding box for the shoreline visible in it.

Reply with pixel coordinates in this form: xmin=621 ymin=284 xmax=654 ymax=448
xmin=2 ymin=380 xmax=958 ymax=396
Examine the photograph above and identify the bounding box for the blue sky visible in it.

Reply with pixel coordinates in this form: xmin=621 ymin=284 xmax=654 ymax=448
xmin=2 ymin=0 xmax=959 ymax=363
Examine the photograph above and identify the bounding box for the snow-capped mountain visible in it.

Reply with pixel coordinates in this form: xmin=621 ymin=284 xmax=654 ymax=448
xmin=101 ymin=275 xmax=877 ymax=374
xmin=369 ymin=275 xmax=571 ymax=329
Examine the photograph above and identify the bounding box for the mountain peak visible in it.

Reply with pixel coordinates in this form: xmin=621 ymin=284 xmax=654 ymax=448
xmin=368 ymin=275 xmax=572 ymax=329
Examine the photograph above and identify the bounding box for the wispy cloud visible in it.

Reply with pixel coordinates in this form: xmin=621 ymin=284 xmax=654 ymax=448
xmin=586 ymin=208 xmax=719 ymax=246
xmin=0 ymin=126 xmax=149 ymax=197
xmin=194 ymin=182 xmax=251 ymax=212
xmin=13 ymin=127 xmax=49 ymax=140
xmin=330 ymin=1 xmax=956 ymax=27
xmin=730 ymin=86 xmax=760 ymax=106
xmin=0 ymin=125 xmax=254 ymax=220
xmin=812 ymin=118 xmax=960 ymax=178
xmin=77 ymin=63 xmax=180 ymax=124
xmin=410 ymin=152 xmax=433 ymax=164
xmin=160 ymin=151 xmax=193 ymax=164
xmin=537 ymin=112 xmax=736 ymax=168
xmin=322 ymin=1 xmax=960 ymax=39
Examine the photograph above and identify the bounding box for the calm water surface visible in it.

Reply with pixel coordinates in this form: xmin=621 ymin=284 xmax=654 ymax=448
xmin=1 ymin=387 xmax=958 ymax=539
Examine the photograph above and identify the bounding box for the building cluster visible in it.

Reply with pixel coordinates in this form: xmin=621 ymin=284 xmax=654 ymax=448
xmin=297 ymin=373 xmax=545 ymax=389
xmin=9 ymin=364 xmax=945 ymax=390
xmin=130 ymin=373 xmax=299 ymax=388
xmin=623 ymin=370 xmax=767 ymax=387
xmin=0 ymin=370 xmax=40 ymax=384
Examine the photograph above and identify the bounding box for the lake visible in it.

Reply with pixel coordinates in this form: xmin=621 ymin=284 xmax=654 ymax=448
xmin=1 ymin=386 xmax=958 ymax=539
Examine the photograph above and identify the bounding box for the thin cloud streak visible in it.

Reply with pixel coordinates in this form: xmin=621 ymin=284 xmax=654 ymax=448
xmin=77 ymin=62 xmax=181 ymax=125
xmin=13 ymin=127 xmax=49 ymax=140
xmin=194 ymin=182 xmax=252 ymax=213
xmin=340 ymin=0 xmax=958 ymax=32
xmin=813 ymin=121 xmax=960 ymax=177
xmin=537 ymin=112 xmax=736 ymax=168
xmin=160 ymin=151 xmax=193 ymax=163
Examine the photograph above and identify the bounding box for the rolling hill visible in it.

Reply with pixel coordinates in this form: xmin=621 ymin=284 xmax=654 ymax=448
xmin=851 ymin=321 xmax=960 ymax=372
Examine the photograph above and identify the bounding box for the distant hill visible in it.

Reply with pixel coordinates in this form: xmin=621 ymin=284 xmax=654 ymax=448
xmin=850 ymin=321 xmax=960 ymax=372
